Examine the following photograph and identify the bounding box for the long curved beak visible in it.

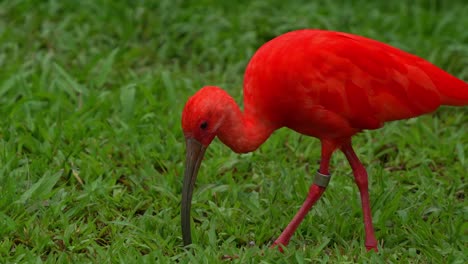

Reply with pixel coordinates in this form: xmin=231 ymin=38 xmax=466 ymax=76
xmin=181 ymin=138 xmax=206 ymax=246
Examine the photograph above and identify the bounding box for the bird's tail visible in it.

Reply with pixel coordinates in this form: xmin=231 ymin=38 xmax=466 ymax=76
xmin=437 ymin=73 xmax=468 ymax=106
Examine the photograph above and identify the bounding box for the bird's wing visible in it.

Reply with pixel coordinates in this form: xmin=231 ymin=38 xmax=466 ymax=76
xmin=308 ymin=32 xmax=446 ymax=130
xmin=244 ymin=29 xmax=467 ymax=132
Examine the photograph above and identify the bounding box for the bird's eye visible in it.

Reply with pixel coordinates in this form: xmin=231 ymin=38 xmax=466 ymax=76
xmin=200 ymin=121 xmax=208 ymax=130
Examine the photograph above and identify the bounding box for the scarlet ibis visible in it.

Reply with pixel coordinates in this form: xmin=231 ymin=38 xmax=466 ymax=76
xmin=181 ymin=29 xmax=468 ymax=252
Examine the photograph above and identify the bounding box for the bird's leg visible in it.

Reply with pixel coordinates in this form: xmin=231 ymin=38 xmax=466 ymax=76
xmin=341 ymin=141 xmax=378 ymax=252
xmin=271 ymin=140 xmax=336 ymax=251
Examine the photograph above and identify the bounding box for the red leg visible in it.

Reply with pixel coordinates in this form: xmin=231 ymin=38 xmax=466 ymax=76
xmin=341 ymin=141 xmax=378 ymax=252
xmin=272 ymin=140 xmax=337 ymax=251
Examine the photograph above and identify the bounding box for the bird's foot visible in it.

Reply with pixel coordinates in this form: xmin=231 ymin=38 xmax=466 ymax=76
xmin=365 ymin=242 xmax=378 ymax=252
xmin=221 ymin=254 xmax=239 ymax=260
xmin=270 ymin=241 xmax=286 ymax=253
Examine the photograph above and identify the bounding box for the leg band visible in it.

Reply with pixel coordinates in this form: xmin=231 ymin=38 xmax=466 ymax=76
xmin=313 ymin=170 xmax=331 ymax=188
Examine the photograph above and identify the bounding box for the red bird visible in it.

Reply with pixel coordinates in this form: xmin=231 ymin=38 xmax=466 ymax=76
xmin=181 ymin=29 xmax=468 ymax=252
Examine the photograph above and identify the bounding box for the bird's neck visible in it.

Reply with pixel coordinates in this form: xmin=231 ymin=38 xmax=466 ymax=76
xmin=217 ymin=98 xmax=276 ymax=154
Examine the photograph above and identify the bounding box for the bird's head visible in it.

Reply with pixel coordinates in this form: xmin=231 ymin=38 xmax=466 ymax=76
xmin=181 ymin=86 xmax=229 ymax=146
xmin=180 ymin=86 xmax=230 ymax=246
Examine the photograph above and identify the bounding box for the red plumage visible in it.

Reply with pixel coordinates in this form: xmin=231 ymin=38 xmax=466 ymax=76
xmin=244 ymin=30 xmax=468 ymax=138
xmin=180 ymin=29 xmax=468 ymax=252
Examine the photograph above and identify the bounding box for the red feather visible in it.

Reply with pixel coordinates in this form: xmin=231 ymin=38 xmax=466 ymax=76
xmin=181 ymin=29 xmax=468 ymax=252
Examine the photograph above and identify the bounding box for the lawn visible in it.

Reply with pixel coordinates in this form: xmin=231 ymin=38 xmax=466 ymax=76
xmin=0 ymin=0 xmax=467 ymax=263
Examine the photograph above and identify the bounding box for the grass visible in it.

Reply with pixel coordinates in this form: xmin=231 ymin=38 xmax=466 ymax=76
xmin=0 ymin=0 xmax=467 ymax=262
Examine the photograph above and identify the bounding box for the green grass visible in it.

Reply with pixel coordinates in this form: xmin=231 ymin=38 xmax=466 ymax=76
xmin=0 ymin=0 xmax=467 ymax=262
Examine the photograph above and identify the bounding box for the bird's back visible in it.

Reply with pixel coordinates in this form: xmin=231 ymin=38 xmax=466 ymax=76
xmin=243 ymin=30 xmax=468 ymax=138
